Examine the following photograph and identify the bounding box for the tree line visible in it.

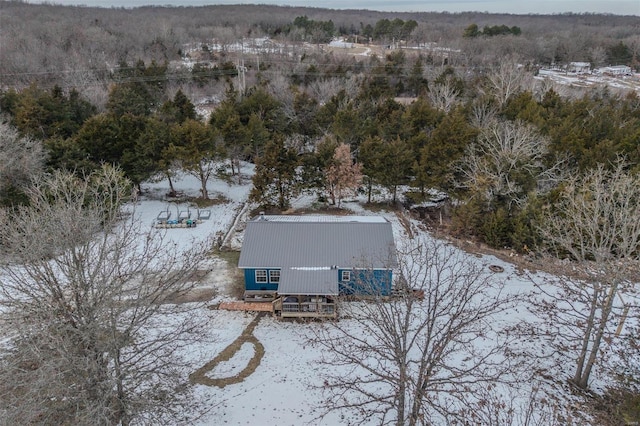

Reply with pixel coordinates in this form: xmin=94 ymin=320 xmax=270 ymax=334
xmin=2 ymin=2 xmax=639 ymax=92
xmin=2 ymin=55 xmax=640 ymax=252
xmin=463 ymin=23 xmax=522 ymax=37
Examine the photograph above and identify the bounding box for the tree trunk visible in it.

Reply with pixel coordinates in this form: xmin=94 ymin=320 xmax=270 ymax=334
xmin=278 ymin=180 xmax=286 ymax=209
xmin=199 ymin=168 xmax=208 ymax=199
xmin=114 ymin=347 xmax=130 ymax=426
xmin=578 ymin=281 xmax=618 ymax=388
xmin=235 ymin=159 xmax=242 ymax=183
xmin=410 ymin=353 xmax=430 ymax=426
xmin=167 ymin=173 xmax=176 ymax=196
xmin=397 ymin=365 xmax=406 ymax=426
xmin=230 ymin=158 xmax=236 ymax=176
xmin=409 ymin=379 xmax=423 ymax=426
xmin=572 ymin=285 xmax=600 ymax=387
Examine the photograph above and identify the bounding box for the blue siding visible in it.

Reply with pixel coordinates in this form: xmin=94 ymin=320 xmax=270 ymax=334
xmin=244 ymin=268 xmax=279 ymax=291
xmin=338 ymin=269 xmax=393 ymax=296
xmin=244 ymin=267 xmax=392 ymax=295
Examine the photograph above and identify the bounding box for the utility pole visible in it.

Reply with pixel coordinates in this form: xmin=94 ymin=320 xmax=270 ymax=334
xmin=236 ymin=59 xmax=246 ymax=95
xmin=237 ymin=38 xmax=246 ymax=95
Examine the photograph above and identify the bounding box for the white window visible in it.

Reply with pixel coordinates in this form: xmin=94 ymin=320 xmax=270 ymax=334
xmin=341 ymin=270 xmax=351 ymax=282
xmin=269 ymin=270 xmax=280 ymax=283
xmin=255 ymin=270 xmax=267 ymax=283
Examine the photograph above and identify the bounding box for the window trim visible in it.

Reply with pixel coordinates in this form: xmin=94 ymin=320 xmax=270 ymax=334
xmin=341 ymin=270 xmax=351 ymax=282
xmin=269 ymin=269 xmax=280 ymax=283
xmin=255 ymin=269 xmax=267 ymax=283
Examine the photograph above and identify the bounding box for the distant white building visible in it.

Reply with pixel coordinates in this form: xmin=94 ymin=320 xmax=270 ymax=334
xmin=596 ymin=65 xmax=632 ymax=76
xmin=568 ymin=62 xmax=591 ymax=74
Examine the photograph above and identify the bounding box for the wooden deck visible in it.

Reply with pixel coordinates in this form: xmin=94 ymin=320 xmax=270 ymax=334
xmin=218 ymin=301 xmax=273 ymax=312
xmin=218 ymin=296 xmax=338 ymax=318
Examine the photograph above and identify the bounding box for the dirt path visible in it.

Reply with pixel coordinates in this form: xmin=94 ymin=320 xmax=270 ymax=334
xmin=189 ymin=312 xmax=266 ymax=388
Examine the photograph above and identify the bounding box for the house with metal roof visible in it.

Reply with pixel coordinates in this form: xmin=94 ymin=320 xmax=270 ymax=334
xmin=568 ymin=61 xmax=591 ymax=74
xmin=237 ymin=214 xmax=397 ymax=318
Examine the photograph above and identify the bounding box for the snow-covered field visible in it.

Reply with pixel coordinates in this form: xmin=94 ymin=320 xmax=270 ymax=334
xmin=133 ymin=170 xmax=625 ymax=425
xmin=536 ymin=68 xmax=640 ymax=92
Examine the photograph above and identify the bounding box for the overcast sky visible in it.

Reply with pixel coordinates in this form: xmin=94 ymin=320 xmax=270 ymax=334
xmin=24 ymin=0 xmax=640 ymax=15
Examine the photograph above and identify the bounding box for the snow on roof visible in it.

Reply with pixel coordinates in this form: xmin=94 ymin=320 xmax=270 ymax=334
xmin=290 ymin=266 xmax=332 ymax=270
xmin=254 ymin=214 xmax=388 ymax=223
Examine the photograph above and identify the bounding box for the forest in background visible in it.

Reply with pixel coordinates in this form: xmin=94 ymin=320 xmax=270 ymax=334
xmin=1 ymin=1 xmax=639 ymax=93
xmin=1 ymin=2 xmax=640 ymax=251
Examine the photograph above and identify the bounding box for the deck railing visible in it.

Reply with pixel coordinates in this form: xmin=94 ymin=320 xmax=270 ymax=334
xmin=280 ymin=300 xmax=336 ymax=317
xmin=282 ymin=302 xmax=335 ymax=313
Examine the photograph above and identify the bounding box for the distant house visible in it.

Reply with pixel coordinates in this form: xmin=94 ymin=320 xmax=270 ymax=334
xmin=568 ymin=62 xmax=591 ymax=74
xmin=597 ymin=65 xmax=632 ymax=76
xmin=238 ymin=214 xmax=397 ymax=318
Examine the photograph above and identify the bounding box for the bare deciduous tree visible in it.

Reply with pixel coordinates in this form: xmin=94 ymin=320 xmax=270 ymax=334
xmin=588 ymin=46 xmax=608 ymax=68
xmin=470 ymin=101 xmax=498 ymax=129
xmin=325 ymin=143 xmax=362 ymax=207
xmin=0 ymin=165 xmax=211 ymax=425
xmin=460 ymin=382 xmax=564 ymax=426
xmin=485 ymin=57 xmax=532 ymax=107
xmin=0 ymin=119 xmax=46 ymax=197
xmin=610 ymin=310 xmax=640 ymax=390
xmin=531 ymin=77 xmax=570 ymax=103
xmin=535 ymin=161 xmax=640 ymax=389
xmin=427 ymin=79 xmax=460 ymax=113
xmin=311 ymin=238 xmax=521 ymax=425
xmin=596 ymin=310 xmax=640 ymax=424
xmin=307 ymin=76 xmax=360 ymax=107
xmin=267 ymin=74 xmax=296 ymax=123
xmin=61 ymin=56 xmax=110 ymax=111
xmin=457 ymin=119 xmax=560 ymax=208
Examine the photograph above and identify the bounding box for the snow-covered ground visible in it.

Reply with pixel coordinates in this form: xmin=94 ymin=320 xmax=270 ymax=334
xmin=131 ymin=169 xmax=628 ymax=425
xmin=536 ymin=68 xmax=640 ymax=92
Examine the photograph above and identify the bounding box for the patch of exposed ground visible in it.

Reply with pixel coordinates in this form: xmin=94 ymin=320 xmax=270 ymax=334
xmin=189 ymin=312 xmax=266 ymax=388
xmin=158 ymin=268 xmax=219 ymax=304
xmin=160 ymin=254 xmax=242 ymax=304
xmin=166 ymin=287 xmax=217 ymax=304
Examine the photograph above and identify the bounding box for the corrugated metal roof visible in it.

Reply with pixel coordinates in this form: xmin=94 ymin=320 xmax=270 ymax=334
xmin=255 ymin=214 xmax=387 ymax=223
xmin=238 ymin=215 xmax=397 ymax=269
xmin=277 ymin=268 xmax=339 ymax=295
